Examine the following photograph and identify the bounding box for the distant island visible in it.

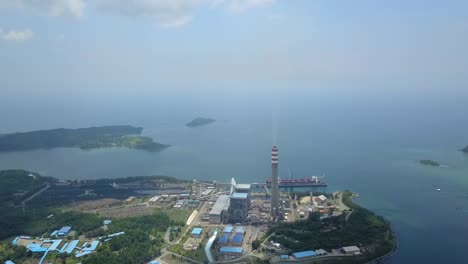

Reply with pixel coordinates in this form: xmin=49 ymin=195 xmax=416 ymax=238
xmin=185 ymin=117 xmax=216 ymax=127
xmin=461 ymin=145 xmax=468 ymax=153
xmin=0 ymin=125 xmax=169 ymax=152
xmin=419 ymin=160 xmax=440 ymax=167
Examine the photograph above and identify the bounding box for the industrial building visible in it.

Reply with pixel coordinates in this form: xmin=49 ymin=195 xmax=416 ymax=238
xmin=341 ymin=246 xmax=360 ymax=254
xmin=191 ymin=228 xmax=203 ymax=238
xmin=219 ymin=247 xmax=243 ymax=256
xmin=223 ymin=226 xmax=233 ymax=234
xmin=293 ymin=250 xmax=317 ymax=259
xmin=234 ymin=184 xmax=251 ymax=193
xmin=228 ymin=192 xmax=250 ymax=223
xmin=315 ymin=249 xmax=328 ymax=255
xmin=234 ymin=226 xmax=246 ymax=234
xmin=57 ymin=226 xmax=71 ymax=237
xmin=148 ymin=196 xmax=161 ymax=205
xmin=218 ymin=234 xmax=229 ymax=245
xmin=231 ymin=233 xmax=244 ymax=246
xmin=209 ymin=195 xmax=230 ymax=224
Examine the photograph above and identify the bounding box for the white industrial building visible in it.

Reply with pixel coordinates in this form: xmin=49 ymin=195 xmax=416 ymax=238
xmin=341 ymin=246 xmax=360 ymax=254
xmin=209 ymin=195 xmax=230 ymax=224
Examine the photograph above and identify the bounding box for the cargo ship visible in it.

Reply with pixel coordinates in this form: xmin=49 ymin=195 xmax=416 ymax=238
xmin=267 ymin=176 xmax=327 ymax=187
xmin=262 ymin=176 xmax=327 ymax=188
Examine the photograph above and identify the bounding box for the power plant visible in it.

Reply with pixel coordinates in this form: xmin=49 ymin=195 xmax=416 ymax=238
xmin=271 ymin=146 xmax=279 ymax=218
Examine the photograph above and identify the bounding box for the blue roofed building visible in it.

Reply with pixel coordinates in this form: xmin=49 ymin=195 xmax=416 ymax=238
xmin=58 ymin=226 xmax=71 ymax=236
xmin=5 ymin=260 xmax=16 ymax=264
xmin=27 ymin=243 xmax=48 ymax=253
xmin=149 ymin=261 xmax=160 ymax=264
xmin=234 ymin=226 xmax=246 ymax=234
xmin=65 ymin=240 xmax=80 ymax=254
xmin=223 ymin=226 xmax=233 ymax=234
xmin=280 ymin=255 xmax=289 ymax=259
xmin=83 ymin=241 xmax=99 ymax=251
xmin=191 ymin=227 xmax=203 ymax=237
xmin=293 ymin=250 xmax=317 ymax=259
xmin=219 ymin=247 xmax=243 ymax=255
xmin=232 ymin=233 xmax=244 ymax=246
xmin=218 ymin=234 xmax=229 ymax=245
xmin=48 ymin=239 xmax=63 ymax=251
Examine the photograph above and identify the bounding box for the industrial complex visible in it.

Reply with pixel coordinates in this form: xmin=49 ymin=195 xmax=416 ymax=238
xmin=5 ymin=146 xmax=367 ymax=264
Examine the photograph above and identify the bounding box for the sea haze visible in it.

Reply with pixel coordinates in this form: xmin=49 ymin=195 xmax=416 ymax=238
xmin=0 ymin=90 xmax=468 ymax=263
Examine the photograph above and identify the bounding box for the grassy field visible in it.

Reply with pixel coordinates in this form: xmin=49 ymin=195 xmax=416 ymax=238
xmin=161 ymin=209 xmax=192 ymax=224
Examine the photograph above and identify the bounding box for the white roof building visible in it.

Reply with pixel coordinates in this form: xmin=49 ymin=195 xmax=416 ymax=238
xmin=317 ymin=195 xmax=327 ymax=202
xmin=341 ymin=246 xmax=360 ymax=254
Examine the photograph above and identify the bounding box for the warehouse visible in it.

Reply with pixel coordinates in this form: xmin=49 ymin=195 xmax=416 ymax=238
xmin=234 ymin=184 xmax=251 ymax=193
xmin=57 ymin=226 xmax=71 ymax=236
xmin=191 ymin=228 xmax=203 ymax=238
xmin=218 ymin=234 xmax=230 ymax=245
xmin=341 ymin=246 xmax=360 ymax=254
xmin=234 ymin=226 xmax=246 ymax=234
xmin=219 ymin=247 xmax=243 ymax=256
xmin=223 ymin=226 xmax=233 ymax=234
xmin=315 ymin=249 xmax=328 ymax=256
xmin=209 ymin=195 xmax=230 ymax=224
xmin=231 ymin=233 xmax=244 ymax=246
xmin=293 ymin=250 xmax=317 ymax=260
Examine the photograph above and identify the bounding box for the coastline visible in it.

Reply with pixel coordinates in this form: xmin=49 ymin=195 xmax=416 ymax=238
xmin=344 ymin=192 xmax=398 ymax=264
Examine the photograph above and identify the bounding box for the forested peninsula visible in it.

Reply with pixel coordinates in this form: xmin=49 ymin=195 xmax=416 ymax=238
xmin=0 ymin=126 xmax=169 ymax=152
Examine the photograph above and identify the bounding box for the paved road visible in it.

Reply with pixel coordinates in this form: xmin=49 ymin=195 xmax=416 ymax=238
xmin=17 ymin=182 xmax=50 ymax=208
xmin=157 ymin=206 xmax=204 ymax=264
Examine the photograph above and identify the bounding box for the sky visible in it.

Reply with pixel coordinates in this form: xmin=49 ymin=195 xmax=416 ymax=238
xmin=1 ymin=0 xmax=468 ymax=101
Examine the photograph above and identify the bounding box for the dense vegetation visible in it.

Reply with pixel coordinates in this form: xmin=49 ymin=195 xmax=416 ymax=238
xmin=0 ymin=243 xmax=29 ymax=263
xmin=0 ymin=170 xmax=50 ymax=206
xmin=82 ymin=214 xmax=176 ymax=264
xmin=268 ymin=191 xmax=396 ymax=263
xmin=186 ymin=117 xmax=216 ymax=127
xmin=419 ymin=160 xmax=440 ymax=166
xmin=0 ymin=125 xmax=169 ymax=152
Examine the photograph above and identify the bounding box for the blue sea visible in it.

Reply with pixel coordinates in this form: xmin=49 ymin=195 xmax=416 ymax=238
xmin=1 ymin=91 xmax=467 ymax=263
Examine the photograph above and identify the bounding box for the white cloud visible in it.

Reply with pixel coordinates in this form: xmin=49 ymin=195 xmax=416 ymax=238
xmin=2 ymin=29 xmax=33 ymax=41
xmin=160 ymin=15 xmax=193 ymax=28
xmin=214 ymin=0 xmax=275 ymax=12
xmin=96 ymin=0 xmax=207 ymax=27
xmin=2 ymin=0 xmax=85 ymax=18
xmin=0 ymin=0 xmax=276 ymax=27
xmin=96 ymin=0 xmax=276 ymax=27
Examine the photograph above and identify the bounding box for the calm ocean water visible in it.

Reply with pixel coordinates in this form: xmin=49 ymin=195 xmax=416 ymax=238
xmin=1 ymin=93 xmax=467 ymax=263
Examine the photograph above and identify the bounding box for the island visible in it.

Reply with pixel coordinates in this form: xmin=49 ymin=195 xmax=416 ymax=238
xmin=185 ymin=117 xmax=216 ymax=127
xmin=0 ymin=125 xmax=169 ymax=152
xmin=461 ymin=145 xmax=468 ymax=153
xmin=419 ymin=160 xmax=440 ymax=167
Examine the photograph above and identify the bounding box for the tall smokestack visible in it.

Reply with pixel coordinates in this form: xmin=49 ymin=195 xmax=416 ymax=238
xmin=271 ymin=146 xmax=279 ymax=218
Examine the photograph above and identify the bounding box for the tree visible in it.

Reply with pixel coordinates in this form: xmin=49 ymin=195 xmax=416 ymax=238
xmin=252 ymin=239 xmax=261 ymax=250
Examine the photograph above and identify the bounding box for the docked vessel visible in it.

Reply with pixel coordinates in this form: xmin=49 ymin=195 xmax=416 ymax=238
xmin=265 ymin=176 xmax=327 ymax=187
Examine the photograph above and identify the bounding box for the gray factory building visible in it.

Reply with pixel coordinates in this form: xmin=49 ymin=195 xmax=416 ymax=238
xmin=229 ymin=192 xmax=250 ymax=224
xmin=209 ymin=195 xmax=230 ymax=224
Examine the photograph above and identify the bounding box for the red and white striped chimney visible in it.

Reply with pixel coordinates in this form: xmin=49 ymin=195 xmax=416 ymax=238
xmin=272 ymin=146 xmax=278 ymax=165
